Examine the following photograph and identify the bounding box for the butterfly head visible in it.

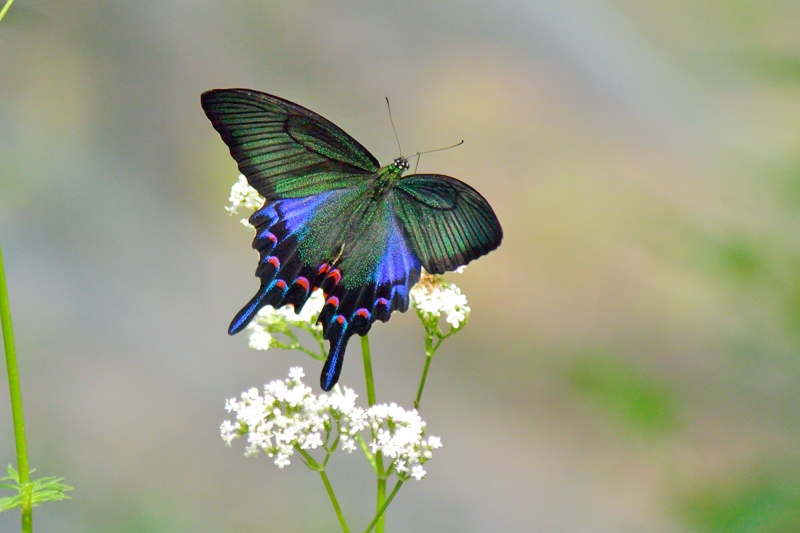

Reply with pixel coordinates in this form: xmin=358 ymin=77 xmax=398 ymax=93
xmin=391 ymin=157 xmax=410 ymax=174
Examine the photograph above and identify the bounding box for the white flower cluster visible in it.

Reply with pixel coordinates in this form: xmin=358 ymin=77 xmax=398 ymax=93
xmin=225 ymin=174 xmax=264 ymax=225
xmin=221 ymin=368 xmax=441 ymax=479
xmin=367 ymin=403 xmax=442 ymax=480
xmin=221 ymin=367 xmax=328 ymax=468
xmin=410 ymin=274 xmax=470 ymax=329
xmin=245 ymin=291 xmax=325 ymax=350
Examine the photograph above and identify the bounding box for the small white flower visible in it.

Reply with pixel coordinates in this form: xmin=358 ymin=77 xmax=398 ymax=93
xmin=274 ymin=454 xmax=291 ymax=469
xmin=340 ymin=438 xmax=357 ymax=453
xmin=248 ymin=329 xmax=273 ymax=350
xmin=220 ymin=420 xmax=237 ymax=445
xmin=411 ymin=273 xmax=470 ymax=329
xmin=226 ymin=174 xmax=264 ymax=215
xmin=303 ymin=432 xmax=323 ymax=450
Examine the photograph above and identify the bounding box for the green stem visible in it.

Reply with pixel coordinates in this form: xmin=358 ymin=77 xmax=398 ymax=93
xmin=295 ymin=447 xmax=320 ymax=469
xmin=363 ymin=480 xmax=404 ymax=533
xmin=375 ymin=473 xmax=386 ymax=533
xmin=354 ymin=433 xmax=376 ymax=472
xmin=319 ymin=468 xmax=350 ymax=533
xmin=0 ymin=0 xmax=15 ymax=25
xmin=295 ymin=448 xmax=349 ymax=532
xmin=361 ymin=335 xmax=376 ymax=406
xmin=315 ymin=330 xmax=327 ymax=357
xmin=414 ymin=331 xmax=442 ymax=410
xmin=0 ymin=243 xmax=32 ymax=532
xmin=360 ymin=335 xmax=386 ymax=532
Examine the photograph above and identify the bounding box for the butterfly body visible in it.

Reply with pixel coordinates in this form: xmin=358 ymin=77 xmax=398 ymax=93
xmin=202 ymin=89 xmax=502 ymax=390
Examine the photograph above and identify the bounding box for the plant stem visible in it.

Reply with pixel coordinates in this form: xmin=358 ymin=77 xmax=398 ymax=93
xmin=360 ymin=335 xmax=386 ymax=532
xmin=0 ymin=243 xmax=32 ymax=532
xmin=361 ymin=335 xmax=376 ymax=406
xmin=414 ymin=332 xmax=441 ymax=410
xmin=319 ymin=469 xmax=350 ymax=533
xmin=375 ymin=472 xmax=386 ymax=533
xmin=295 ymin=447 xmax=348 ymax=531
xmin=0 ymin=0 xmax=15 ymax=25
xmin=363 ymin=480 xmax=404 ymax=533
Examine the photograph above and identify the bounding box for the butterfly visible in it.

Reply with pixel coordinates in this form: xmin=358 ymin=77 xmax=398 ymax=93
xmin=201 ymin=89 xmax=503 ymax=390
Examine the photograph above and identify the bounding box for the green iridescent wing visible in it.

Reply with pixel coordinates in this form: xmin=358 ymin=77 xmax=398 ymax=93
xmin=201 ymin=89 xmax=380 ymax=199
xmin=391 ymin=174 xmax=503 ymax=274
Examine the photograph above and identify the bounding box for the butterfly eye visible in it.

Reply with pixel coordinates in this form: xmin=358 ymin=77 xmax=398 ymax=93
xmin=393 ymin=157 xmax=409 ymax=172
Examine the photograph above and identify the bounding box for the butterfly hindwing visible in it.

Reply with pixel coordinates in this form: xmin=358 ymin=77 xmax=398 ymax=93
xmin=201 ymin=89 xmax=379 ymax=199
xmin=228 ymin=192 xmax=346 ymax=334
xmin=228 ymin=182 xmax=383 ymax=331
xmin=227 ymin=181 xmax=423 ymax=391
xmin=391 ymin=174 xmax=503 ymax=274
xmin=315 ymin=198 xmax=422 ymax=389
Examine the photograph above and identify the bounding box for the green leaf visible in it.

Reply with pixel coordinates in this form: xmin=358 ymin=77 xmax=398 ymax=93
xmin=0 ymin=465 xmax=73 ymax=512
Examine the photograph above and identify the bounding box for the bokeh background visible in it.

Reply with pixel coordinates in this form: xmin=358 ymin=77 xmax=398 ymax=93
xmin=2 ymin=1 xmax=800 ymax=531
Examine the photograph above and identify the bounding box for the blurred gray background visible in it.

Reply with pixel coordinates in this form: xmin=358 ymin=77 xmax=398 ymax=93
xmin=2 ymin=1 xmax=800 ymax=531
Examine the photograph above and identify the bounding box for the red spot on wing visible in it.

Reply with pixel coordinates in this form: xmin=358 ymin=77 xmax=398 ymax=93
xmin=326 ymin=269 xmax=342 ymax=284
xmin=325 ymin=296 xmax=340 ymax=307
xmin=267 ymin=256 xmax=280 ymax=269
xmin=355 ymin=308 xmax=370 ymax=319
xmin=294 ymin=277 xmax=310 ymax=291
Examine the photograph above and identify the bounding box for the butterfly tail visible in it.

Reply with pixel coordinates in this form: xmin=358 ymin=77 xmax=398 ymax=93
xmin=319 ymin=315 xmax=352 ymax=391
xmin=228 ymin=285 xmax=270 ymax=335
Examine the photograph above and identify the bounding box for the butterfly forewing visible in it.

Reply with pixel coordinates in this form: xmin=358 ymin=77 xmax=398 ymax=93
xmin=201 ymin=90 xmax=380 ymax=199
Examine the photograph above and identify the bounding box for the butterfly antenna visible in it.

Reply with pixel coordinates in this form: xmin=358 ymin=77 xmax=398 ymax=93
xmin=385 ymin=97 xmax=404 ymax=156
xmin=408 ymin=140 xmax=465 ymax=173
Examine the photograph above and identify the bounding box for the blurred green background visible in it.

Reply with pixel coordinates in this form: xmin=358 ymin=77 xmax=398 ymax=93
xmin=2 ymin=1 xmax=799 ymax=531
